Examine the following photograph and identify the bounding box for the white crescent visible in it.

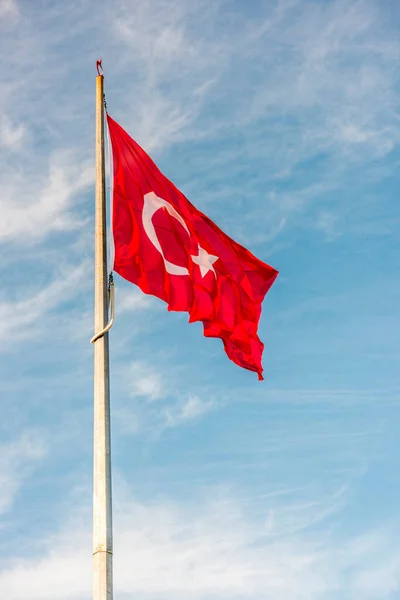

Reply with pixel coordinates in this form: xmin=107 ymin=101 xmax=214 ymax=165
xmin=142 ymin=191 xmax=190 ymax=276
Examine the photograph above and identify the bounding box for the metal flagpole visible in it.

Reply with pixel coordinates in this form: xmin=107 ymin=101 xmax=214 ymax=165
xmin=93 ymin=64 xmax=113 ymax=600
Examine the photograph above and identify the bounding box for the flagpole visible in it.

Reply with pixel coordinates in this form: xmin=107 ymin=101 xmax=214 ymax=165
xmin=93 ymin=68 xmax=113 ymax=600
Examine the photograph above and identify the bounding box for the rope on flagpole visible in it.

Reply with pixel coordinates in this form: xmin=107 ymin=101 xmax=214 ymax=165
xmin=91 ymin=60 xmax=115 ymax=345
xmin=90 ymin=273 xmax=115 ymax=343
xmin=105 ymin=101 xmax=115 ymax=274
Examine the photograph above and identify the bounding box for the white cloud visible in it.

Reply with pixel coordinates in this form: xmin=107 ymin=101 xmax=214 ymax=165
xmin=0 ymin=261 xmax=89 ymax=344
xmin=110 ymin=0 xmax=400 ymax=162
xmin=0 ymin=114 xmax=25 ymax=149
xmin=164 ymin=395 xmax=214 ymax=428
xmin=313 ymin=210 xmax=339 ymax=238
xmin=102 ymin=0 xmax=400 ymax=246
xmin=1 ymin=490 xmax=400 ymax=600
xmin=0 ymin=6 xmax=399 ymax=600
xmin=128 ymin=360 xmax=166 ymax=401
xmin=116 ymin=287 xmax=152 ymax=314
xmin=113 ymin=362 xmax=215 ymax=436
xmin=351 ymin=557 xmax=400 ymax=598
xmin=0 ymin=153 xmax=92 ymax=243
xmin=0 ymin=0 xmax=398 ymax=250
xmin=108 ymin=0 xmax=225 ymax=151
xmin=0 ymin=431 xmax=46 ymax=515
xmin=0 ymin=0 xmax=19 ymax=20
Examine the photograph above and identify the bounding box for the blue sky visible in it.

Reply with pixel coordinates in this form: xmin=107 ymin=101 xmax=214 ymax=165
xmin=0 ymin=0 xmax=399 ymax=598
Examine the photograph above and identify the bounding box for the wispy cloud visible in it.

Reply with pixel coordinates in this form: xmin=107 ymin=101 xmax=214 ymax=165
xmin=0 ymin=0 xmax=19 ymax=20
xmin=0 ymin=153 xmax=92 ymax=243
xmin=112 ymin=358 xmax=216 ymax=436
xmin=0 ymin=113 xmax=25 ymax=150
xmin=100 ymin=0 xmax=400 ymax=248
xmin=1 ymin=486 xmax=400 ymax=600
xmin=128 ymin=360 xmax=166 ymax=401
xmin=0 ymin=430 xmax=46 ymax=515
xmin=116 ymin=286 xmax=152 ymax=314
xmin=109 ymin=0 xmax=225 ymax=151
xmin=163 ymin=395 xmax=214 ymax=428
xmin=112 ymin=0 xmax=400 ymax=159
xmin=1 ymin=0 xmax=398 ymax=250
xmin=0 ymin=261 xmax=89 ymax=344
xmin=0 ymin=4 xmax=399 ymax=600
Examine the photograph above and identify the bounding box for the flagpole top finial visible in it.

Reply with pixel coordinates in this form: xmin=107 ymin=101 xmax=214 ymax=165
xmin=96 ymin=60 xmax=104 ymax=77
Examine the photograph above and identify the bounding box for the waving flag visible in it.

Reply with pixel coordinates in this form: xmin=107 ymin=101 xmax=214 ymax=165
xmin=107 ymin=114 xmax=278 ymax=379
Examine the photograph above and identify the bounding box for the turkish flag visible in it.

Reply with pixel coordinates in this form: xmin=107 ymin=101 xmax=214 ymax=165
xmin=107 ymin=115 xmax=278 ymax=380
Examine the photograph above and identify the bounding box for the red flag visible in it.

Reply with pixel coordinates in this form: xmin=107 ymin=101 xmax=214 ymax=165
xmin=107 ymin=115 xmax=278 ymax=380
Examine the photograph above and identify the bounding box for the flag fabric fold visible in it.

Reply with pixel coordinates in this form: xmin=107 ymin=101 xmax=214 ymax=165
xmin=106 ymin=114 xmax=278 ymax=379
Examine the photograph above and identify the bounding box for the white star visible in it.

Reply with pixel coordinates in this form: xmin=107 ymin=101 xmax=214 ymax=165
xmin=191 ymin=244 xmax=219 ymax=278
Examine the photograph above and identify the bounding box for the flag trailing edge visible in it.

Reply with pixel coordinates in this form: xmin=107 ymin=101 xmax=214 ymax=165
xmin=106 ymin=114 xmax=278 ymax=380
